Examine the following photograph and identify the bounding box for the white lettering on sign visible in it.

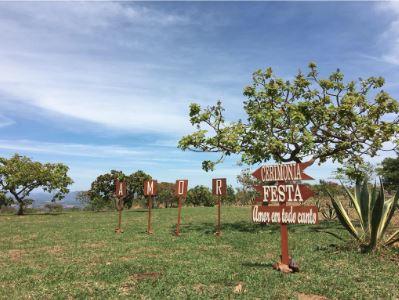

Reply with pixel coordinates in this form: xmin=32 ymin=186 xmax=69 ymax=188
xmin=262 ymin=185 xmax=303 ymax=202
xmin=260 ymin=163 xmax=302 ymax=181
xmin=216 ymin=179 xmax=223 ymax=195
xmin=178 ymin=180 xmax=185 ymax=195
xmin=252 ymin=206 xmax=318 ymax=224
xmin=147 ymin=181 xmax=154 ymax=194
xmin=118 ymin=182 xmax=124 ymax=196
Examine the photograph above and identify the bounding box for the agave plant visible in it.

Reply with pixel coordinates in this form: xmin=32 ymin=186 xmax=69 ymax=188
xmin=327 ymin=180 xmax=399 ymax=252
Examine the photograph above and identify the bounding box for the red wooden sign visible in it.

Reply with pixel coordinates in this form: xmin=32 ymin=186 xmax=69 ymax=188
xmin=251 ymin=160 xmax=317 ymax=271
xmin=212 ymin=178 xmax=227 ymax=196
xmin=144 ymin=180 xmax=157 ymax=196
xmin=252 ymin=205 xmax=319 ymax=224
xmin=115 ymin=180 xmax=127 ymax=198
xmin=175 ymin=179 xmax=188 ymax=197
xmin=254 ymin=184 xmax=314 ymax=203
xmin=252 ymin=160 xmax=314 ymax=182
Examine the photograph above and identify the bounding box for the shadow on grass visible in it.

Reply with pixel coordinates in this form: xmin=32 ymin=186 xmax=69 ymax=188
xmin=176 ymin=221 xmax=281 ymax=234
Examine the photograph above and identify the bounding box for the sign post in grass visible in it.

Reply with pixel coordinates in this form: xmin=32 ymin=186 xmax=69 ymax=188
xmin=144 ymin=180 xmax=157 ymax=235
xmin=175 ymin=179 xmax=188 ymax=236
xmin=114 ymin=179 xmax=126 ymax=234
xmin=251 ymin=160 xmax=318 ymax=272
xmin=212 ymin=178 xmax=226 ymax=237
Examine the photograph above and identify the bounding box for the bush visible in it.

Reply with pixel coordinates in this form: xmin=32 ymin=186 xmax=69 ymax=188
xmin=187 ymin=185 xmax=214 ymax=207
xmin=44 ymin=203 xmax=63 ymax=213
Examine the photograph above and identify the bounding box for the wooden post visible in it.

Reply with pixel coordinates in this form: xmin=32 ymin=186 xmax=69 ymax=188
xmin=280 ymin=202 xmax=289 ymax=265
xmin=215 ymin=195 xmax=221 ymax=236
xmin=147 ymin=196 xmax=153 ymax=234
xmin=176 ymin=196 xmax=182 ymax=236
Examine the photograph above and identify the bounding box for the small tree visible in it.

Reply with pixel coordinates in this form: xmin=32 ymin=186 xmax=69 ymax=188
xmin=377 ymin=154 xmax=399 ymax=193
xmin=334 ymin=161 xmax=375 ymax=185
xmin=178 ymin=63 xmax=398 ymax=170
xmin=157 ymin=182 xmax=175 ymax=208
xmin=0 ymin=154 xmax=73 ymax=215
xmin=186 ymin=185 xmax=214 ymax=207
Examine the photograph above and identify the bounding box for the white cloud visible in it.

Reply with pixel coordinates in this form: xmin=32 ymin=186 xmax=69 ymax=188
xmin=0 ymin=2 xmax=205 ymax=134
xmin=0 ymin=139 xmax=146 ymax=158
xmin=375 ymin=2 xmax=399 ymax=65
xmin=0 ymin=115 xmax=14 ymax=128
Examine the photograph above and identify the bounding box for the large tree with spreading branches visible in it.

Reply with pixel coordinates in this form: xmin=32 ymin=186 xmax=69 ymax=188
xmin=178 ymin=63 xmax=399 ymax=170
xmin=0 ymin=154 xmax=73 ymax=215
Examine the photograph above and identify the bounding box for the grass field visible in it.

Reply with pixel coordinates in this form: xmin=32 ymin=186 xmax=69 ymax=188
xmin=1 ymin=207 xmax=398 ymax=299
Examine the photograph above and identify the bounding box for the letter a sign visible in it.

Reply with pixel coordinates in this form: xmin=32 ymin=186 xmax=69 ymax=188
xmin=115 ymin=180 xmax=127 ymax=198
xmin=175 ymin=179 xmax=188 ymax=197
xmin=144 ymin=180 xmax=157 ymax=196
xmin=212 ymin=178 xmax=226 ymax=196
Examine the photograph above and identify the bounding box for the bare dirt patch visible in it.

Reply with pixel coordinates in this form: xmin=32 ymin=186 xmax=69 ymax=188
xmin=7 ymin=249 xmax=26 ymax=261
xmin=297 ymin=292 xmax=328 ymax=300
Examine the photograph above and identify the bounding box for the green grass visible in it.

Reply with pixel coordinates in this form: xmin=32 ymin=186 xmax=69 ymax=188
xmin=1 ymin=207 xmax=398 ymax=299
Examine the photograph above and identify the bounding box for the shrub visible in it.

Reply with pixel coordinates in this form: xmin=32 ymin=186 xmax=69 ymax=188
xmin=44 ymin=203 xmax=63 ymax=213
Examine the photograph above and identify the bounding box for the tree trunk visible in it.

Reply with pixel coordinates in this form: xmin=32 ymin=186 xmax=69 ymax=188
xmin=17 ymin=202 xmax=24 ymax=215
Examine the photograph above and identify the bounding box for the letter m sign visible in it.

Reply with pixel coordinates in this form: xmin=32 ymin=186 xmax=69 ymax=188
xmin=212 ymin=178 xmax=227 ymax=196
xmin=144 ymin=180 xmax=158 ymax=196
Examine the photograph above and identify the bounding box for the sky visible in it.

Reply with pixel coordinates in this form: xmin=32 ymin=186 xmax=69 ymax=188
xmin=0 ymin=1 xmax=398 ymax=191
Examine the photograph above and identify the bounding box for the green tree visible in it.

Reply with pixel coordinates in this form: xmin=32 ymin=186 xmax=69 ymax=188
xmin=334 ymin=161 xmax=375 ymax=185
xmin=0 ymin=154 xmax=73 ymax=215
xmin=87 ymin=170 xmax=151 ymax=210
xmin=125 ymin=170 xmax=152 ymax=208
xmin=0 ymin=192 xmax=12 ymax=209
xmin=88 ymin=170 xmax=123 ymax=211
xmin=186 ymin=185 xmax=214 ymax=207
xmin=223 ymin=185 xmax=236 ymax=205
xmin=377 ymin=155 xmax=399 ymax=193
xmin=179 ymin=63 xmax=399 ymax=170
xmin=157 ymin=182 xmax=175 ymax=208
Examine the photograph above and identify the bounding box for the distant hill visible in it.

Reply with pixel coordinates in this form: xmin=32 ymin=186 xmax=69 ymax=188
xmin=28 ymin=191 xmax=84 ymax=208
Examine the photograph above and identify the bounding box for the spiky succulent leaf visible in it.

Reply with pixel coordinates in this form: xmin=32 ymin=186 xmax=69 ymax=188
xmin=327 ymin=189 xmax=360 ymax=241
xmin=380 ymin=188 xmax=399 ymax=239
xmin=341 ymin=181 xmax=364 ymax=229
xmin=385 ymin=229 xmax=399 ymax=246
xmin=369 ymin=188 xmax=385 ymax=250
xmin=359 ymin=180 xmax=370 ymax=233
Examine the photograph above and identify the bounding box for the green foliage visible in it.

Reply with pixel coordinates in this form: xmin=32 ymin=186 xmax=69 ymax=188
xmin=222 ymin=185 xmax=236 ymax=205
xmin=87 ymin=170 xmax=151 ymax=210
xmin=0 ymin=192 xmax=12 ymax=208
xmin=44 ymin=203 xmax=63 ymax=213
xmin=0 ymin=154 xmax=73 ymax=215
xmin=186 ymin=185 xmax=214 ymax=207
xmin=334 ymin=161 xmax=375 ymax=184
xmin=157 ymin=182 xmax=175 ymax=208
xmin=377 ymin=154 xmax=399 ymax=193
xmin=235 ymin=168 xmax=258 ymax=205
xmin=327 ymin=180 xmax=399 ymax=251
xmin=179 ymin=63 xmax=399 ymax=170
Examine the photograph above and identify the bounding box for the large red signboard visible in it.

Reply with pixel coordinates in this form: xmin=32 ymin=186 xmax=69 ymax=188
xmin=251 ymin=160 xmax=318 ymax=271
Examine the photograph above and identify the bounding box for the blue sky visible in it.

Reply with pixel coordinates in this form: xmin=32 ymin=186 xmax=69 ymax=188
xmin=0 ymin=1 xmax=398 ymax=191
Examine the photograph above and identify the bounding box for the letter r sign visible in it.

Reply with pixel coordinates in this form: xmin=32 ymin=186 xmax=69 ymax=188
xmin=212 ymin=178 xmax=227 ymax=196
xmin=144 ymin=180 xmax=158 ymax=196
